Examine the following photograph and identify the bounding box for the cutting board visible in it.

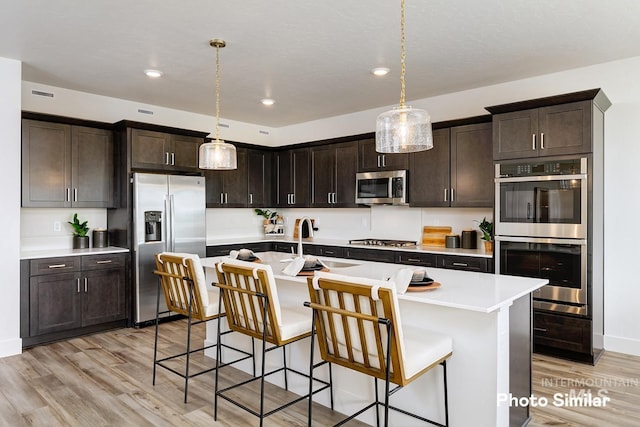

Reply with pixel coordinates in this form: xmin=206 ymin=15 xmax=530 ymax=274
xmin=422 ymin=226 xmax=452 ymax=246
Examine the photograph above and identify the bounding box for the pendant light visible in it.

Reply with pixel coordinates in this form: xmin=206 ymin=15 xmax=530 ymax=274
xmin=376 ymin=0 xmax=433 ymax=153
xmin=199 ymin=39 xmax=237 ymax=170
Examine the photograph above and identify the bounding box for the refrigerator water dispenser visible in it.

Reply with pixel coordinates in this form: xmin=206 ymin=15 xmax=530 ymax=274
xmin=144 ymin=211 xmax=162 ymax=242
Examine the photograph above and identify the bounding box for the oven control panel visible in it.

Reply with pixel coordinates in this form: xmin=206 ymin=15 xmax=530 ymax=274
xmin=498 ymin=158 xmax=584 ymax=177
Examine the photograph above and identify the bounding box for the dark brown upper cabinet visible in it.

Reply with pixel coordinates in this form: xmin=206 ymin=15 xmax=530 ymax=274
xmin=410 ymin=121 xmax=493 ymax=208
xmin=311 ymin=141 xmax=359 ymax=207
xmin=487 ymin=89 xmax=611 ymax=160
xmin=22 ymin=119 xmax=114 ymax=208
xmin=130 ymin=128 xmax=202 ymax=173
xmin=204 ymin=148 xmax=248 ymax=208
xmin=358 ymin=138 xmax=408 ymax=172
xmin=247 ymin=148 xmax=273 ymax=208
xmin=275 ymin=148 xmax=310 ymax=207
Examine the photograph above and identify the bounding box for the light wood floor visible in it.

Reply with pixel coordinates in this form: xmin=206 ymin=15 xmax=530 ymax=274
xmin=1 ymin=321 xmax=639 ymax=426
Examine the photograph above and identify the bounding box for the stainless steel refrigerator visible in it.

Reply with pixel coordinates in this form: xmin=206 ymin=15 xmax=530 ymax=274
xmin=133 ymin=173 xmax=206 ymax=325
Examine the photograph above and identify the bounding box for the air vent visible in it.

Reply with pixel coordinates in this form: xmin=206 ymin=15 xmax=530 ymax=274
xmin=31 ymin=90 xmax=54 ymax=98
xmin=259 ymin=130 xmax=270 ymax=135
xmin=137 ymin=109 xmax=154 ymax=115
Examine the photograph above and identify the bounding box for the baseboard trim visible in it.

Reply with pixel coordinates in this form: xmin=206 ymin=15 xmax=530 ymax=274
xmin=0 ymin=337 xmax=23 ymax=358
xmin=604 ymin=335 xmax=640 ymax=356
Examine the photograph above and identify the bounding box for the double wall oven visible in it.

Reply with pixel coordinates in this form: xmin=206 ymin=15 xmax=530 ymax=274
xmin=495 ymin=158 xmax=589 ymax=315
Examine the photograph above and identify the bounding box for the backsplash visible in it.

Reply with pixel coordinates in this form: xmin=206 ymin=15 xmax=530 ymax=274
xmin=21 ymin=206 xmax=493 ymax=250
xmin=21 ymin=208 xmax=108 ymax=251
xmin=206 ymin=206 xmax=493 ymax=245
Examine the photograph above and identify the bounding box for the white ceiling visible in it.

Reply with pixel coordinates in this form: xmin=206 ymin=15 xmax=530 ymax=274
xmin=2 ymin=0 xmax=639 ymax=127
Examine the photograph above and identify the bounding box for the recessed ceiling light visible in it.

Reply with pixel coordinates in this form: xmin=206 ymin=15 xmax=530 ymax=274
xmin=144 ymin=69 xmax=163 ymax=78
xmin=261 ymin=98 xmax=275 ymax=106
xmin=371 ymin=67 xmax=390 ymax=76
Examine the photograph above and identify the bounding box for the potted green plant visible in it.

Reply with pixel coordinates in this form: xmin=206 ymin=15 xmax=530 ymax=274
xmin=68 ymin=213 xmax=90 ymax=249
xmin=255 ymin=209 xmax=278 ymax=234
xmin=476 ymin=217 xmax=494 ymax=252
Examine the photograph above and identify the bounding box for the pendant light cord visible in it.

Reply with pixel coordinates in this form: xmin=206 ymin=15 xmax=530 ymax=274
xmin=399 ymin=0 xmax=406 ymax=108
xmin=214 ymin=44 xmax=221 ymax=143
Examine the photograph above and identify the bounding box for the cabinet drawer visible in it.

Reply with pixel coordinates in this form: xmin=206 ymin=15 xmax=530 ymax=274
xmin=396 ymin=252 xmax=437 ymax=267
xmin=439 ymin=255 xmax=489 ymax=272
xmin=345 ymin=248 xmax=396 ymax=263
xmin=315 ymin=246 xmax=346 ymax=258
xmin=81 ymin=253 xmax=126 ymax=271
xmin=534 ymin=311 xmax=591 ymax=354
xmin=30 ymin=257 xmax=81 ymax=276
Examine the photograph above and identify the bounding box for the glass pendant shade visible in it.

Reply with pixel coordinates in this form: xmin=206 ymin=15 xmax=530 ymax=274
xmin=198 ymin=139 xmax=237 ymax=170
xmin=376 ymin=106 xmax=433 ymax=153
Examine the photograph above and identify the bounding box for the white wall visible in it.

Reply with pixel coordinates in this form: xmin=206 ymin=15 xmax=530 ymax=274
xmin=0 ymin=58 xmax=23 ymax=357
xmin=12 ymin=55 xmax=640 ymax=357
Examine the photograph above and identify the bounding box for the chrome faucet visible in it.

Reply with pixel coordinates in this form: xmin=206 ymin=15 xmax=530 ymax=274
xmin=297 ymin=216 xmax=314 ymax=258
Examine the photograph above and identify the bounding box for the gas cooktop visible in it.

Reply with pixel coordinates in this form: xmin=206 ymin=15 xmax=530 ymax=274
xmin=349 ymin=238 xmax=418 ymax=248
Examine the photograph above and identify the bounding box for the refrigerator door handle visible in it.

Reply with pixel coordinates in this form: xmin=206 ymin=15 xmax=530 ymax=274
xmin=169 ymin=194 xmax=176 ymax=252
xmin=164 ymin=196 xmax=171 ymax=252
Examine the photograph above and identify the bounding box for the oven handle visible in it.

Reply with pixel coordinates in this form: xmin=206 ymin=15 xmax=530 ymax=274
xmin=494 ymin=235 xmax=587 ymax=246
xmin=495 ymin=173 xmax=586 ymax=183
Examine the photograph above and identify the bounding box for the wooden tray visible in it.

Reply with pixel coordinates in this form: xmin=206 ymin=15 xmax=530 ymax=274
xmin=296 ymin=267 xmax=329 ymax=276
xmin=406 ymin=281 xmax=441 ymax=292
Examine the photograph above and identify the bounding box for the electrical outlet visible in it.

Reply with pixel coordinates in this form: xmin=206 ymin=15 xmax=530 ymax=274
xmin=53 ymin=221 xmax=61 ymax=232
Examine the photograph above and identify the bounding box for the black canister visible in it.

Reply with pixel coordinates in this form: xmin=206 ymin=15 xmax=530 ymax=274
xmin=92 ymin=229 xmax=108 ymax=248
xmin=445 ymin=234 xmax=460 ymax=248
xmin=462 ymin=230 xmax=477 ymax=249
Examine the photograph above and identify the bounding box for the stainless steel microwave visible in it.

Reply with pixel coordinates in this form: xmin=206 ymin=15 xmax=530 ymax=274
xmin=355 ymin=170 xmax=408 ymax=205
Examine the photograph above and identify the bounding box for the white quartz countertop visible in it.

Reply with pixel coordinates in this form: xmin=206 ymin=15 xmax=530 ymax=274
xmin=206 ymin=236 xmax=493 ymax=258
xmin=203 ymin=251 xmax=546 ymax=314
xmin=20 ymin=246 xmax=129 ymax=260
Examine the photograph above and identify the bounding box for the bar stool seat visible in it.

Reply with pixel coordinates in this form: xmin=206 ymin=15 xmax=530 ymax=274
xmin=214 ymin=258 xmax=332 ymax=426
xmin=306 ymin=271 xmax=452 ymax=427
xmin=153 ymin=252 xmax=253 ymax=403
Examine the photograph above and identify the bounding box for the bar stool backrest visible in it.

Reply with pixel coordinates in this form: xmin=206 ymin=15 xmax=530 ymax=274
xmin=155 ymin=252 xmax=210 ymax=320
xmin=307 ymin=272 xmax=410 ymax=386
xmin=215 ymin=259 xmax=285 ymax=345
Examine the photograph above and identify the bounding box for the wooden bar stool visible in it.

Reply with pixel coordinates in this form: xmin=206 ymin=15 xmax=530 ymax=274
xmin=214 ymin=258 xmax=332 ymax=426
xmin=305 ymin=272 xmax=453 ymax=426
xmin=153 ymin=252 xmax=253 ymax=403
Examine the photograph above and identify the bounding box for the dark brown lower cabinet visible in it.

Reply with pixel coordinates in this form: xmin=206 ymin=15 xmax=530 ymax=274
xmin=533 ymin=311 xmax=599 ymax=363
xmin=22 ymin=253 xmax=128 ymax=347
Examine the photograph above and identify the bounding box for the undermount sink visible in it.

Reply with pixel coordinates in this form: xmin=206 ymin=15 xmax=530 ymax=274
xmin=320 ymin=259 xmax=359 ymax=269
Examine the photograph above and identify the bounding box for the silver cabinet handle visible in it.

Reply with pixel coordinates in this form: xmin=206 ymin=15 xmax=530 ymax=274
xmin=66 ymin=188 xmax=71 ymax=202
xmin=48 ymin=264 xmax=67 ymax=269
xmin=249 ymin=193 xmax=253 ymax=204
xmin=165 ymin=152 xmax=170 ymax=165
xmin=444 ymin=188 xmax=448 ymax=202
xmin=291 ymin=193 xmax=295 ymax=205
xmin=532 ymin=134 xmax=536 ymax=150
xmin=534 ymin=327 xmax=548 ymax=332
xmin=333 ymin=192 xmax=337 ymax=204
xmin=451 ymin=188 xmax=455 ymax=202
xmin=452 ymin=262 xmax=469 ymax=267
xmin=76 ymin=278 xmax=81 ymax=293
xmin=382 ymin=155 xmax=387 ymax=168
xmin=225 ymin=193 xmax=228 ymax=204
xmin=540 ymin=133 xmax=545 ymax=150
xmin=377 ymin=155 xmax=381 ymax=168
xmin=328 ymin=193 xmax=331 ymax=204
xmin=84 ymin=277 xmax=88 ymax=293
xmin=170 ymin=152 xmax=175 ymax=165
xmin=96 ymin=260 xmax=113 ymax=264
xmin=407 ymin=258 xmax=421 ymax=262
xmin=73 ymin=188 xmax=77 ymax=202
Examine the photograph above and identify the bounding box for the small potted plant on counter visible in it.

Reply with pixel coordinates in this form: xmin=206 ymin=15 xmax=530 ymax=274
xmin=477 ymin=217 xmax=494 ymax=252
xmin=68 ymin=213 xmax=90 ymax=249
xmin=255 ymin=209 xmax=281 ymax=235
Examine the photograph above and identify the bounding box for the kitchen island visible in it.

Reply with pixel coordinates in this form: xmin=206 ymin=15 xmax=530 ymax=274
xmin=201 ymin=251 xmax=547 ymax=426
